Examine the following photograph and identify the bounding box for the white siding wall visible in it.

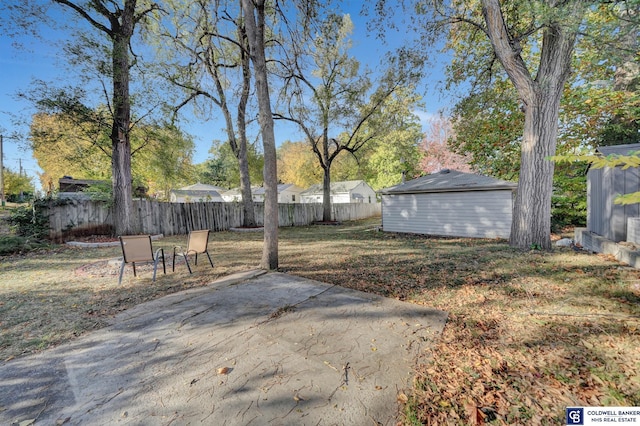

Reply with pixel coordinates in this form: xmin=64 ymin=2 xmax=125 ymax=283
xmin=279 ymin=188 xmax=303 ymax=203
xmin=353 ymin=182 xmax=378 ymax=203
xmin=332 ymin=193 xmax=351 ymax=203
xmin=382 ymin=190 xmax=513 ymax=239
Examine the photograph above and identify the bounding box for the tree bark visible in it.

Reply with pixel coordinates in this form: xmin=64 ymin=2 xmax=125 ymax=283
xmin=510 ymin=90 xmax=562 ymax=249
xmin=321 ymin=127 xmax=332 ymax=221
xmin=482 ymin=0 xmax=583 ymax=249
xmin=110 ymin=2 xmax=136 ymax=236
xmin=242 ymin=0 xmax=278 ymax=269
xmin=236 ymin=20 xmax=257 ymax=227
xmin=322 ymin=162 xmax=332 ymax=221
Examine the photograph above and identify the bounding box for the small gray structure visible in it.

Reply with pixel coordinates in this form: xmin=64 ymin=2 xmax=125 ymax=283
xmin=379 ymin=169 xmax=517 ymax=239
xmin=587 ymin=143 xmax=640 ymax=242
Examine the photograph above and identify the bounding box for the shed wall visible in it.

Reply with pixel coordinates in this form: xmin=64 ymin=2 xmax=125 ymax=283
xmin=382 ymin=190 xmax=513 ymax=238
xmin=587 ymin=166 xmax=640 ymax=242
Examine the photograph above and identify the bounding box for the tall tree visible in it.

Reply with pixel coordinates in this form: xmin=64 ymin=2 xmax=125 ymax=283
xmin=277 ymin=13 xmax=418 ymax=221
xmin=444 ymin=3 xmax=639 ymax=230
xmin=482 ymin=0 xmax=586 ymax=249
xmin=157 ymin=0 xmax=258 ymax=227
xmin=375 ymin=0 xmax=613 ymax=249
xmin=6 ymin=0 xmax=162 ymax=234
xmin=53 ymin=0 xmax=161 ymax=234
xmin=241 ymin=0 xmax=278 ymax=269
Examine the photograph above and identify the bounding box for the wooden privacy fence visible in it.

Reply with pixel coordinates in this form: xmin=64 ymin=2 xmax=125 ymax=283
xmin=45 ymin=199 xmax=381 ymax=241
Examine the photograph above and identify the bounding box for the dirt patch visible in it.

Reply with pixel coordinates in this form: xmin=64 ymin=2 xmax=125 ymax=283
xmin=75 ymin=256 xmax=186 ymax=278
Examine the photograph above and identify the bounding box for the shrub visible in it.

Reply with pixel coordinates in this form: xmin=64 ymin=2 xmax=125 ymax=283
xmin=7 ymin=200 xmax=51 ymax=240
xmin=0 ymin=235 xmax=49 ymax=256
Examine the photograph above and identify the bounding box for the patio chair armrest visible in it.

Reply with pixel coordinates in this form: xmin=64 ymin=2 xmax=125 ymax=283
xmin=155 ymin=247 xmax=164 ymax=260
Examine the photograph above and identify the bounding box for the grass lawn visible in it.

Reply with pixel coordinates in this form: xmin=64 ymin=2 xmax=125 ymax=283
xmin=1 ymin=217 xmax=639 ymax=424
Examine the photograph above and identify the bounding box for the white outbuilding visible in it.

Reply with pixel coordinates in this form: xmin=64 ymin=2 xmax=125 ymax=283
xmin=170 ymin=183 xmax=225 ymax=203
xmin=252 ymin=184 xmax=305 ymax=203
xmin=300 ymin=180 xmax=377 ymax=204
xmin=379 ymin=169 xmax=517 ymax=239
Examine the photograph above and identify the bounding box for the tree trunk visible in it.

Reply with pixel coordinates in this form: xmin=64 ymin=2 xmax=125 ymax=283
xmin=482 ymin=0 xmax=583 ymax=249
xmin=242 ymin=0 xmax=278 ymax=269
xmin=509 ymin=90 xmax=561 ymax=249
xmin=111 ymin=12 xmax=136 ymax=236
xmin=237 ymin=22 xmax=257 ymax=228
xmin=322 ymin=165 xmax=332 ymax=222
xmin=237 ymin=139 xmax=257 ymax=227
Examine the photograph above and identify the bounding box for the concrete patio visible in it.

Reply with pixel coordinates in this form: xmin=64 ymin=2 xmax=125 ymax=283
xmin=0 ymin=270 xmax=447 ymax=425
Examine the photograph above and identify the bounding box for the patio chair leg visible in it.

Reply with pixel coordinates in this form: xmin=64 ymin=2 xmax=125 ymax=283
xmin=160 ymin=249 xmax=166 ymax=275
xmin=172 ymin=248 xmax=177 ymax=272
xmin=118 ymin=260 xmax=126 ymax=285
xmin=205 ymin=251 xmax=214 ymax=268
xmin=152 ymin=258 xmax=158 ymax=282
xmin=152 ymin=248 xmax=166 ymax=282
xmin=184 ymin=254 xmax=193 ymax=274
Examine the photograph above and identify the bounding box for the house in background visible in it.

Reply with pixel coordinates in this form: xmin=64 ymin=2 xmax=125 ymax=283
xmin=220 ymin=186 xmax=261 ymax=202
xmin=252 ymin=184 xmax=305 ymax=203
xmin=57 ymin=176 xmax=110 ymax=200
xmin=170 ymin=183 xmax=225 ymax=203
xmin=379 ymin=169 xmax=517 ymax=239
xmin=300 ymin=180 xmax=377 ymax=204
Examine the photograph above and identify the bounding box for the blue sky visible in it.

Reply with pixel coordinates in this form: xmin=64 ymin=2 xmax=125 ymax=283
xmin=0 ymin=2 xmax=453 ymax=188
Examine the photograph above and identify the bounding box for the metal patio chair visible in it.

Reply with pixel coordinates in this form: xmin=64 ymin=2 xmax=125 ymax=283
xmin=172 ymin=229 xmax=214 ymax=274
xmin=118 ymin=235 xmax=166 ymax=284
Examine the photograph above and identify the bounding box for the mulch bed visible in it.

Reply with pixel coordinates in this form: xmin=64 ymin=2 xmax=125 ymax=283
xmin=67 ymin=235 xmax=119 ymax=243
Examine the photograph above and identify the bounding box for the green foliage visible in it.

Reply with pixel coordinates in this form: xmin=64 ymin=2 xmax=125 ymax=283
xmin=551 ymin=163 xmax=588 ymax=231
xmin=82 ymin=182 xmax=113 ymax=204
xmin=449 ymin=80 xmax=523 ymax=180
xmin=529 ymin=242 xmax=542 ymax=251
xmin=2 ymin=167 xmax=35 ymax=200
xmin=355 ymin=89 xmax=425 ymax=190
xmin=553 ymin=152 xmax=640 ymax=206
xmin=7 ymin=200 xmax=51 ymax=240
xmin=30 ymin=109 xmax=196 ymax=198
xmin=197 ymin=140 xmax=264 ymax=189
xmin=0 ymin=235 xmax=50 ymax=256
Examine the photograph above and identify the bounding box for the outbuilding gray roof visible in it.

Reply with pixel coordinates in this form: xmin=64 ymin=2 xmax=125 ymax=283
xmin=379 ymin=169 xmax=517 ymax=194
xmin=596 ymin=143 xmax=640 ymax=156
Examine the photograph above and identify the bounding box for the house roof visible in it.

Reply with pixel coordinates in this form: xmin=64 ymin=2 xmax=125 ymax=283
xmin=596 ymin=143 xmax=640 ymax=156
xmin=178 ymin=183 xmax=225 ymax=192
xmin=379 ymin=169 xmax=517 ymax=194
xmin=301 ymin=180 xmax=368 ymax=195
xmin=223 ymin=186 xmax=261 ymax=196
xmin=253 ymin=184 xmax=301 ymax=195
xmin=58 ymin=177 xmax=110 ymax=192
